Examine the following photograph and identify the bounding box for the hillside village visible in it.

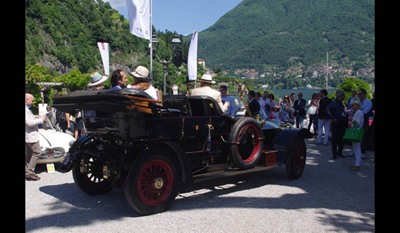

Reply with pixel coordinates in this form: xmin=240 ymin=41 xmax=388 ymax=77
xmin=198 ymin=58 xmax=374 ymax=90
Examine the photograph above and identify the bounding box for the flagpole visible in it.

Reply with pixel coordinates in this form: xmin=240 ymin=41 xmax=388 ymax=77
xmin=149 ymin=0 xmax=153 ymax=80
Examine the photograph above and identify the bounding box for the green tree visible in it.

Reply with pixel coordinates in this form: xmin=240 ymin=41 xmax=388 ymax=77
xmin=58 ymin=69 xmax=91 ymax=91
xmin=25 ymin=64 xmax=50 ymax=113
xmin=328 ymin=77 xmax=372 ymax=100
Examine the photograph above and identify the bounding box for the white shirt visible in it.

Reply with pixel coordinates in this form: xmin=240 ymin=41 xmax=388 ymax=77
xmin=352 ymin=109 xmax=364 ymax=128
xmin=191 ymin=86 xmax=228 ymax=112
xmin=145 ymin=85 xmax=158 ymax=100
xmin=126 ymin=84 xmax=158 ymax=100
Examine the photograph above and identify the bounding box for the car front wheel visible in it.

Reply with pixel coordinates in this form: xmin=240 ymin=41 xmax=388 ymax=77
xmin=229 ymin=117 xmax=264 ymax=170
xmin=285 ymin=135 xmax=306 ymax=179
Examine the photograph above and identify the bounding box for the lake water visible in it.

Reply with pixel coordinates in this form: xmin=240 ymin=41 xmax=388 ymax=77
xmin=266 ymin=89 xmax=336 ymax=102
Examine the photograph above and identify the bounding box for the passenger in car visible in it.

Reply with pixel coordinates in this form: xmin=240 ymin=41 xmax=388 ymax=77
xmin=110 ymin=69 xmax=128 ymax=90
xmin=191 ymin=74 xmax=229 ymax=112
xmin=220 ymin=85 xmax=237 ymax=117
xmin=127 ymin=66 xmax=158 ymax=100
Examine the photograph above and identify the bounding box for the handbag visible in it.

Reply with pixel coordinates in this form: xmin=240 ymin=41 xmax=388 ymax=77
xmin=342 ymin=126 xmax=364 ymax=142
xmin=306 ymin=105 xmax=317 ymax=115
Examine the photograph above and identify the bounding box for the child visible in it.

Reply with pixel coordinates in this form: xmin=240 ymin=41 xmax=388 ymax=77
xmin=349 ymin=100 xmax=364 ymax=171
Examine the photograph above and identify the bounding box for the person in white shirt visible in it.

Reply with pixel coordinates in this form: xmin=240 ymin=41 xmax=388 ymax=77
xmin=268 ymin=94 xmax=280 ymax=119
xmin=219 ymin=85 xmax=237 ymax=117
xmin=261 ymin=91 xmax=271 ymax=118
xmin=255 ymin=92 xmax=267 ymax=119
xmin=25 ymin=93 xmax=47 ymax=180
xmin=349 ymin=100 xmax=364 ymax=171
xmin=358 ymin=88 xmax=372 ymax=156
xmin=127 ymin=66 xmax=158 ymax=100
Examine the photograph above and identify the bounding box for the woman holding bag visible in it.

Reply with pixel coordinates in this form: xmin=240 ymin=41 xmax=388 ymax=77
xmin=307 ymin=93 xmax=319 ymax=136
xmin=349 ymin=100 xmax=364 ymax=171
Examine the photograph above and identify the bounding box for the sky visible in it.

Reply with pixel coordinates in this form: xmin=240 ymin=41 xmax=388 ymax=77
xmin=105 ymin=0 xmax=242 ymax=35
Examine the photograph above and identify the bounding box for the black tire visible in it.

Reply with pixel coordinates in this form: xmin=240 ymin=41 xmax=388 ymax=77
xmin=124 ymin=150 xmax=179 ymax=215
xmin=285 ymin=135 xmax=307 ymax=179
xmin=229 ymin=117 xmax=264 ymax=170
xmin=72 ymin=155 xmax=113 ymax=195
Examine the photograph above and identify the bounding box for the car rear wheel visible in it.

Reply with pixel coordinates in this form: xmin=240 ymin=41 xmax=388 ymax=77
xmin=124 ymin=150 xmax=178 ymax=215
xmin=229 ymin=117 xmax=264 ymax=170
xmin=72 ymin=154 xmax=112 ymax=195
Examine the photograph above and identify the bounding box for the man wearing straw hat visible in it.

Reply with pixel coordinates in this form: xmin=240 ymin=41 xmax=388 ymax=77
xmin=191 ymin=74 xmax=229 ymax=112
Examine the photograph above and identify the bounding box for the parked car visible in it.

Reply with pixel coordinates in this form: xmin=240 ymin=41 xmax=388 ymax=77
xmin=53 ymin=81 xmax=312 ymax=215
xmin=33 ymin=118 xmax=76 ymax=164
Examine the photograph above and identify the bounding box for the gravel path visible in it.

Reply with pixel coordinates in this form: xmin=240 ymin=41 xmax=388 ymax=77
xmin=26 ymin=138 xmax=374 ymax=232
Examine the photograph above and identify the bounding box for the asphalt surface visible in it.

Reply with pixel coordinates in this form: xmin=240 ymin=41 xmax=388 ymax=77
xmin=25 ymin=138 xmax=375 ymax=232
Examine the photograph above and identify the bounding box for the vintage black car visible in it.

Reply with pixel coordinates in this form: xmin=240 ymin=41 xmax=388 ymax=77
xmin=53 ymin=82 xmax=311 ymax=215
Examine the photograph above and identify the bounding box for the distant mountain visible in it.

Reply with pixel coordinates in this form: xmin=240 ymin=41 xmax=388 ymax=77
xmin=197 ymin=0 xmax=374 ymax=72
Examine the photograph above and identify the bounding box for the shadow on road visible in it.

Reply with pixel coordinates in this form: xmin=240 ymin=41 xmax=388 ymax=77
xmin=27 ymin=184 xmax=139 ymax=232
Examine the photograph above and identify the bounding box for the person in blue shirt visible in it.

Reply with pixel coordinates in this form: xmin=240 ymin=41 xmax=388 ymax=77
xmin=346 ymin=90 xmax=359 ymax=110
xmin=220 ymin=85 xmax=238 ymax=117
xmin=326 ymin=90 xmax=347 ymax=159
xmin=358 ymin=88 xmax=372 ymax=156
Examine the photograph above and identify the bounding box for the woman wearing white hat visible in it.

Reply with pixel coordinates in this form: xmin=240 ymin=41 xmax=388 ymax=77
xmin=191 ymin=74 xmax=229 ymax=112
xmin=127 ymin=66 xmax=158 ymax=100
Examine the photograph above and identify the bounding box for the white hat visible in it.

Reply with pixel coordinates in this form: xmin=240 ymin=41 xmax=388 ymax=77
xmin=200 ymin=74 xmax=215 ymax=84
xmin=129 ymin=66 xmax=150 ymax=81
xmin=87 ymin=72 xmax=108 ymax=87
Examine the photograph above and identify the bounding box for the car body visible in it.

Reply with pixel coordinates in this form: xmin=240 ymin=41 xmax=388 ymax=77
xmin=34 ymin=119 xmax=76 ymax=164
xmin=53 ymin=83 xmax=312 ymax=215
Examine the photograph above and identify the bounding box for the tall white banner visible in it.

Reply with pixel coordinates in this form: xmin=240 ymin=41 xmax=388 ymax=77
xmin=126 ymin=0 xmax=150 ymax=40
xmin=188 ymin=30 xmax=198 ymax=81
xmin=97 ymin=42 xmax=110 ymax=76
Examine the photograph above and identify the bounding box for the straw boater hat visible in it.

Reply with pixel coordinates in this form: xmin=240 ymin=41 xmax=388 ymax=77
xmin=199 ymin=74 xmax=215 ymax=84
xmin=87 ymin=72 xmax=108 ymax=87
xmin=129 ymin=66 xmax=150 ymax=82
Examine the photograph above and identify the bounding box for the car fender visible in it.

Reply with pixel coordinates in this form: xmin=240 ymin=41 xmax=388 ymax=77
xmin=57 ymin=135 xmax=94 ymax=173
xmin=272 ymin=128 xmax=310 ymax=165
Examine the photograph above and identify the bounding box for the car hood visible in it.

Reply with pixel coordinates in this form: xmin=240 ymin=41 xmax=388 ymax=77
xmin=38 ymin=129 xmax=75 ymax=150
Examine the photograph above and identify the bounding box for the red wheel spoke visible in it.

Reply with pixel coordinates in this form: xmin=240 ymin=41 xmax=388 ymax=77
xmin=137 ymin=159 xmax=174 ymax=206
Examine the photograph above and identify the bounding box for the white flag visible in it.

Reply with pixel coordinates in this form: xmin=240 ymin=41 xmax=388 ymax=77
xmin=97 ymin=42 xmax=110 ymax=76
xmin=188 ymin=30 xmax=198 ymax=81
xmin=126 ymin=0 xmax=150 ymax=40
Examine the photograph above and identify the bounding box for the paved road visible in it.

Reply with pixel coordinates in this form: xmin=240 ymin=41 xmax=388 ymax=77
xmin=26 ymin=138 xmax=374 ymax=232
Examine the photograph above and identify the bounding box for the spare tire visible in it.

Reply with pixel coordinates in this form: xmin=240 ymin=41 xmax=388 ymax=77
xmin=229 ymin=117 xmax=264 ymax=170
